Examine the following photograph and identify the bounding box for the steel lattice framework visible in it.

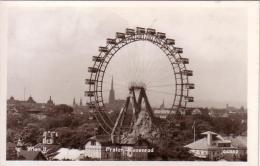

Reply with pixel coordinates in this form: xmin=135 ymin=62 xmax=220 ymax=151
xmin=85 ymin=27 xmax=194 ymax=134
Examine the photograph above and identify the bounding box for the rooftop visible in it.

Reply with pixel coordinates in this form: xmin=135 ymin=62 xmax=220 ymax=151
xmin=223 ymin=136 xmax=247 ymax=149
xmin=87 ymin=135 xmax=111 ymax=145
xmin=53 ymin=148 xmax=85 ymax=160
xmin=19 ymin=150 xmax=46 ymax=160
xmin=185 ymin=131 xmax=234 ymax=150
xmin=201 ymin=131 xmax=218 ymax=135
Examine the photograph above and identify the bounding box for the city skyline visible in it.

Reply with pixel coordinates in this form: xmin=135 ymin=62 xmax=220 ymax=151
xmin=7 ymin=4 xmax=247 ymax=108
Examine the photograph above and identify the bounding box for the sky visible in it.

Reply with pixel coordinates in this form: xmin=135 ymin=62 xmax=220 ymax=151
xmin=7 ymin=3 xmax=248 ymax=108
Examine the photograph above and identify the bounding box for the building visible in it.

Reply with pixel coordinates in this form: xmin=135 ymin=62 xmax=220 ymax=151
xmin=223 ymin=135 xmax=247 ymax=160
xmin=7 ymin=96 xmax=55 ymax=114
xmin=46 ymin=96 xmax=55 ymax=106
xmin=15 ymin=138 xmax=26 ymax=155
xmin=154 ymin=109 xmax=171 ymax=119
xmin=184 ymin=131 xmax=247 ymax=161
xmin=191 ymin=108 xmax=202 ymax=115
xmin=208 ymin=108 xmax=229 ymax=118
xmin=84 ymin=135 xmax=111 ymax=159
xmin=27 ymin=131 xmax=60 ymax=159
xmin=84 ymin=135 xmax=151 ymax=160
xmin=14 ymin=138 xmax=46 ymax=160
xmin=42 ymin=131 xmax=58 ymax=145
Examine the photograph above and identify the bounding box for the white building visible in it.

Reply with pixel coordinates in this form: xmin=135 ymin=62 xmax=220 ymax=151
xmin=191 ymin=108 xmax=202 ymax=115
xmin=42 ymin=131 xmax=58 ymax=144
xmin=153 ymin=109 xmax=171 ymax=119
xmin=184 ymin=131 xmax=247 ymax=161
xmin=84 ymin=135 xmax=111 ymax=159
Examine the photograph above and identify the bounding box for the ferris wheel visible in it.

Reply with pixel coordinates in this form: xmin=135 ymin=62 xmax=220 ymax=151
xmin=85 ymin=27 xmax=194 ymax=134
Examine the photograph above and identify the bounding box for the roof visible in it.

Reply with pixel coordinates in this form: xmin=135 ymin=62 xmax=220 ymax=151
xmin=201 ymin=131 xmax=218 ymax=135
xmin=185 ymin=138 xmax=218 ymax=150
xmin=53 ymin=148 xmax=85 ymax=160
xmin=88 ymin=135 xmax=111 ymax=143
xmin=223 ymin=136 xmax=247 ymax=149
xmin=19 ymin=150 xmax=46 ymax=160
xmin=184 ymin=134 xmax=233 ymax=150
xmin=34 ymin=143 xmax=60 ymax=153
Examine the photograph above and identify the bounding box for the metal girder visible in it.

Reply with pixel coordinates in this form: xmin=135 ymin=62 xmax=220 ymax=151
xmin=111 ymin=87 xmax=155 ymax=144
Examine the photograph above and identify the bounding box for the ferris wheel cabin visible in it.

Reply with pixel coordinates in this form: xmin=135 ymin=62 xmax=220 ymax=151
xmin=184 ymin=83 xmax=195 ymax=89
xmin=176 ymin=58 xmax=189 ymax=64
xmin=88 ymin=67 xmax=99 ymax=73
xmin=147 ymin=28 xmax=156 ymax=35
xmin=175 ymin=47 xmax=183 ymax=54
xmin=182 ymin=70 xmax=193 ymax=76
xmin=126 ymin=28 xmax=135 ymax=35
xmin=184 ymin=96 xmax=194 ymax=102
xmin=99 ymin=47 xmax=108 ymax=52
xmin=86 ymin=102 xmax=95 ymax=109
xmin=107 ymin=38 xmax=117 ymax=45
xmin=166 ymin=38 xmax=175 ymax=45
xmin=116 ymin=32 xmax=125 ymax=39
xmin=157 ymin=32 xmax=166 ymax=39
xmin=85 ymin=79 xmax=95 ymax=85
xmin=136 ymin=27 xmax=146 ymax=34
xmin=92 ymin=56 xmax=104 ymax=62
xmin=85 ymin=91 xmax=95 ymax=97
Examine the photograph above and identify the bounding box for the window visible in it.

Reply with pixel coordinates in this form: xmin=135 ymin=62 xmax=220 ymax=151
xmin=91 ymin=140 xmax=96 ymax=146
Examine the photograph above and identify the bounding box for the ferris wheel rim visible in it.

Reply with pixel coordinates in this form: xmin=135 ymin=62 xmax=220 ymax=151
xmin=86 ymin=27 xmax=194 ymax=134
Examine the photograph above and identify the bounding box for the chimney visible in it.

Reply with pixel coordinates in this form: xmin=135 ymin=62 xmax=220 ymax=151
xmin=207 ymin=133 xmax=212 ymax=146
xmin=202 ymin=131 xmax=217 ymax=146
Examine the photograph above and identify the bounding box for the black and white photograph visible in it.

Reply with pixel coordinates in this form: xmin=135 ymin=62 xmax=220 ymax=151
xmin=0 ymin=1 xmax=259 ymax=165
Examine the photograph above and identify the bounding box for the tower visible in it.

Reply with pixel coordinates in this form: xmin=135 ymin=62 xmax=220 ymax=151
xmin=73 ymin=97 xmax=76 ymax=107
xmin=27 ymin=95 xmax=36 ymax=103
xmin=79 ymin=98 xmax=82 ymax=106
xmin=109 ymin=76 xmax=115 ymax=104
xmin=160 ymin=99 xmax=165 ymax=109
xmin=47 ymin=96 xmax=54 ymax=105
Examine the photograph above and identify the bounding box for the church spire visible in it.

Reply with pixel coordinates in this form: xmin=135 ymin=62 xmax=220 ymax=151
xmin=80 ymin=98 xmax=82 ymax=106
xmin=109 ymin=76 xmax=115 ymax=104
xmin=160 ymin=99 xmax=165 ymax=109
xmin=47 ymin=96 xmax=54 ymax=105
xmin=111 ymin=76 xmax=114 ymax=90
xmin=73 ymin=97 xmax=76 ymax=107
